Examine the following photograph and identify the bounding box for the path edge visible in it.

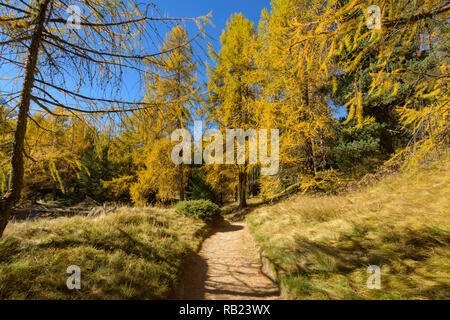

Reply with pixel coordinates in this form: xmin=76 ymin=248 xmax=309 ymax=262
xmin=170 ymin=218 xmax=226 ymax=299
xmin=244 ymin=223 xmax=282 ymax=294
xmin=169 ymin=223 xmax=213 ymax=299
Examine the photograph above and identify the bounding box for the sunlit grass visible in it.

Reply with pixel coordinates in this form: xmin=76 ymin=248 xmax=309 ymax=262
xmin=0 ymin=207 xmax=208 ymax=299
xmin=248 ymin=157 xmax=450 ymax=300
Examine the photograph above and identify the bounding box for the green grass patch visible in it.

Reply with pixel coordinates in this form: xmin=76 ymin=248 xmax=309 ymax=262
xmin=174 ymin=200 xmax=221 ymax=223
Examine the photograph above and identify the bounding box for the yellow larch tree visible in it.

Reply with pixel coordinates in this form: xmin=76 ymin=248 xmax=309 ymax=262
xmin=205 ymin=13 xmax=258 ymax=209
xmin=289 ymin=0 xmax=449 ymax=166
xmin=131 ymin=25 xmax=201 ymax=205
xmin=255 ymin=0 xmax=336 ymax=196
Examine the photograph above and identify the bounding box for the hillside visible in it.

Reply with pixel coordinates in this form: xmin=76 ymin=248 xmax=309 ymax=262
xmin=247 ymin=158 xmax=450 ymax=299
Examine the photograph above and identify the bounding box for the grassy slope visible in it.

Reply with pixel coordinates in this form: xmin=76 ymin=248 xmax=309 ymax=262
xmin=0 ymin=208 xmax=208 ymax=299
xmin=248 ymin=158 xmax=449 ymax=300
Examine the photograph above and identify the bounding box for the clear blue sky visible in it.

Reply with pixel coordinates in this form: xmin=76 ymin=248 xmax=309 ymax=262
xmin=153 ymin=0 xmax=270 ymax=48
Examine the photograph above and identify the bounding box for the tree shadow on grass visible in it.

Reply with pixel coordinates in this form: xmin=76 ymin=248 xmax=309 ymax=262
xmin=277 ymin=224 xmax=450 ymax=299
xmin=33 ymin=227 xmax=181 ymax=269
xmin=224 ymin=186 xmax=302 ymax=222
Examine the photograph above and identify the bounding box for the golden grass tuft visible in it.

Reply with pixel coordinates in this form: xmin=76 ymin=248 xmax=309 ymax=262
xmin=248 ymin=157 xmax=450 ymax=300
xmin=0 ymin=207 xmax=208 ymax=299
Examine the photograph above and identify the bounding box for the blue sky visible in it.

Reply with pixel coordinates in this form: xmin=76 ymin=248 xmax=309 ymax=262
xmin=132 ymin=0 xmax=272 ymax=100
xmin=153 ymin=0 xmax=270 ymax=49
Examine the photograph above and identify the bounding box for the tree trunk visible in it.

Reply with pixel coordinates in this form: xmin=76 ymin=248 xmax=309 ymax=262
xmin=371 ymin=106 xmax=396 ymax=155
xmin=310 ymin=137 xmax=318 ymax=176
xmin=238 ymin=168 xmax=247 ymax=210
xmin=179 ymin=164 xmax=185 ymax=201
xmin=302 ymin=79 xmax=316 ymax=175
xmin=380 ymin=130 xmax=395 ymax=154
xmin=0 ymin=0 xmax=49 ymax=238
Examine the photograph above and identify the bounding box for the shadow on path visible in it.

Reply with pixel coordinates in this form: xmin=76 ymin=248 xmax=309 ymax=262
xmin=181 ymin=222 xmax=280 ymax=300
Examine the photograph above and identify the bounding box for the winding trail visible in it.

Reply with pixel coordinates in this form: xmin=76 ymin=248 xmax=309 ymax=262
xmin=181 ymin=222 xmax=280 ymax=300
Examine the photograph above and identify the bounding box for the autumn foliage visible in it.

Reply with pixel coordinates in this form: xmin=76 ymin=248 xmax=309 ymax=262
xmin=0 ymin=0 xmax=448 ymax=228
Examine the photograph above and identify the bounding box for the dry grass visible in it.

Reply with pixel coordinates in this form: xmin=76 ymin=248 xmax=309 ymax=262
xmin=247 ymin=157 xmax=450 ymax=300
xmin=0 ymin=207 xmax=208 ymax=299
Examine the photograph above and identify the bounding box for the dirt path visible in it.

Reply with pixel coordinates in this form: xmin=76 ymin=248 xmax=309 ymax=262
xmin=181 ymin=222 xmax=280 ymax=300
